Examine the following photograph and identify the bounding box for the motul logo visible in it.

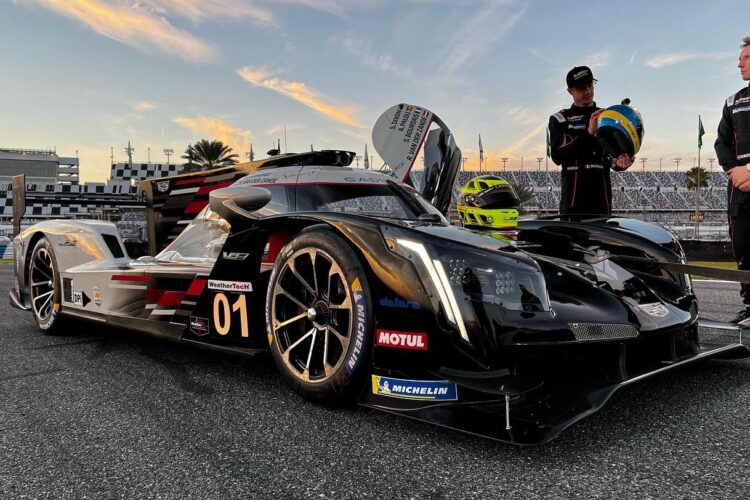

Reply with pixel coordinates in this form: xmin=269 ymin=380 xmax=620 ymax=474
xmin=376 ymin=329 xmax=428 ymax=350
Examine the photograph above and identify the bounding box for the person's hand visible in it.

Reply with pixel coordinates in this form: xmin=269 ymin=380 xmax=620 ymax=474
xmin=588 ymin=109 xmax=603 ymax=135
xmin=729 ymin=166 xmax=750 ymax=192
xmin=615 ymin=154 xmax=635 ymax=170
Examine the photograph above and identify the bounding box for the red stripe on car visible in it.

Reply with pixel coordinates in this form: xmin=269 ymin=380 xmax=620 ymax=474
xmin=158 ymin=291 xmax=185 ymax=307
xmin=185 ymin=201 xmax=207 ymax=214
xmin=186 ymin=279 xmax=207 ymax=296
xmin=197 ymin=182 xmax=232 ymax=194
xmin=111 ymin=275 xmax=148 ymax=282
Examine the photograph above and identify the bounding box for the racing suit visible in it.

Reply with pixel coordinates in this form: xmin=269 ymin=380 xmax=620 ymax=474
xmin=715 ymin=84 xmax=750 ymax=306
xmin=549 ymin=103 xmax=616 ymax=215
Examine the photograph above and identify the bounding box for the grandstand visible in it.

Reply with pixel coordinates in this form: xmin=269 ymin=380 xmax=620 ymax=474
xmin=448 ymin=169 xmax=730 ymax=239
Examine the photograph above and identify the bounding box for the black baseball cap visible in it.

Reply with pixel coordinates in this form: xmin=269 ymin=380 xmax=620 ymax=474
xmin=566 ymin=66 xmax=597 ymax=89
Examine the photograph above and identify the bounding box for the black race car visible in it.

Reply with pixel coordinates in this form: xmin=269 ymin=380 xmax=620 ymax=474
xmin=10 ymin=104 xmax=748 ymax=445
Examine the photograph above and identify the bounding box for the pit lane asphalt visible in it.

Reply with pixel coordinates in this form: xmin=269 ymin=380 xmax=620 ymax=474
xmin=1 ymin=264 xmax=749 ymax=499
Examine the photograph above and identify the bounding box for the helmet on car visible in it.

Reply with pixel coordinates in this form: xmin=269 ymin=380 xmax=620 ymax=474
xmin=456 ymin=175 xmax=519 ymax=229
xmin=596 ymin=99 xmax=644 ymax=157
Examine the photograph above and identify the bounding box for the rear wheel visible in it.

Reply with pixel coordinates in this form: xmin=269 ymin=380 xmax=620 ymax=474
xmin=29 ymin=237 xmax=64 ymax=334
xmin=266 ymin=228 xmax=372 ymax=404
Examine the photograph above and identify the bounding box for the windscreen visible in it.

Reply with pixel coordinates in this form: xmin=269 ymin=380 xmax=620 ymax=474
xmin=156 ymin=206 xmax=229 ymax=264
xmin=296 ymin=183 xmax=440 ymax=220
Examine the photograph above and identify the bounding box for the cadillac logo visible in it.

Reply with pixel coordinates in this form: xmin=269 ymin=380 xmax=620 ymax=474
xmin=157 ymin=180 xmax=170 ymax=193
xmin=639 ymin=302 xmax=669 ymax=317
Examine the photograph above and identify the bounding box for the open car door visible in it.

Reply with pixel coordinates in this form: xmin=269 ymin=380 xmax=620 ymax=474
xmin=372 ymin=103 xmax=461 ymax=215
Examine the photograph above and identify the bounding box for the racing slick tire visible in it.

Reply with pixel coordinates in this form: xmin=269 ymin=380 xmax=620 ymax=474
xmin=28 ymin=237 xmax=65 ymax=335
xmin=267 ymin=228 xmax=373 ymax=405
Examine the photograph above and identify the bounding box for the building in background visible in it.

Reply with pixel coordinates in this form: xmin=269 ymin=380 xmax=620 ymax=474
xmin=0 ymin=147 xmax=79 ymax=185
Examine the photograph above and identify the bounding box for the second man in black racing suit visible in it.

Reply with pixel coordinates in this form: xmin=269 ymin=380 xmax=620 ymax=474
xmin=549 ymin=66 xmax=634 ymax=215
xmin=715 ymin=36 xmax=750 ymax=324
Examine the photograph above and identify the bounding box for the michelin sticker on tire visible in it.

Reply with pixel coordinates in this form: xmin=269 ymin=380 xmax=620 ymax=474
xmin=345 ymin=277 xmax=367 ymax=375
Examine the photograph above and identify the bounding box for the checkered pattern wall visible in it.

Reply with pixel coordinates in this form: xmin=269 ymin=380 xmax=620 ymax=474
xmin=110 ymin=163 xmax=181 ymax=181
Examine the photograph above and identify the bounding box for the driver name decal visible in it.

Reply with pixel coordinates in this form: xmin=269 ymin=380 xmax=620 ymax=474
xmin=346 ymin=278 xmax=367 ymax=375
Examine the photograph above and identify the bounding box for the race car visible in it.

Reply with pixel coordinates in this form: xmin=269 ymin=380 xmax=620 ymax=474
xmin=456 ymin=175 xmax=520 ymax=229
xmin=9 ymin=104 xmax=748 ymax=445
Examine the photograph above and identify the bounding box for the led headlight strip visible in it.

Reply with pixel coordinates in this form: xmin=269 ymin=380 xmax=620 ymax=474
xmin=396 ymin=239 xmax=470 ymax=343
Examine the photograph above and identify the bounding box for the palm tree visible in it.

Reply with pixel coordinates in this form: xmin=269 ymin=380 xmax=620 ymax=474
xmin=509 ymin=181 xmax=535 ymax=214
xmin=685 ymin=166 xmax=709 ymax=191
xmin=181 ymin=140 xmax=239 ymax=172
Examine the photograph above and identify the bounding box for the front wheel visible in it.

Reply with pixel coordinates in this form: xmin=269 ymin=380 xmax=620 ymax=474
xmin=29 ymin=237 xmax=65 ymax=334
xmin=266 ymin=228 xmax=373 ymax=404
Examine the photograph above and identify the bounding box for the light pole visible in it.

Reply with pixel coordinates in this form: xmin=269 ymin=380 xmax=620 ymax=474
xmin=521 ymin=156 xmax=524 ymax=171
xmin=673 ymin=157 xmax=681 ymax=172
xmin=355 ymin=155 xmax=362 ymax=168
xmin=640 ymin=157 xmax=648 ymax=172
xmin=708 ymin=158 xmax=715 ymax=172
xmin=659 ymin=157 xmax=663 ymax=172
xmin=163 ymin=148 xmax=173 ymax=167
xmin=536 ymin=157 xmax=544 ymax=172
xmin=500 ymin=157 xmax=509 ymax=173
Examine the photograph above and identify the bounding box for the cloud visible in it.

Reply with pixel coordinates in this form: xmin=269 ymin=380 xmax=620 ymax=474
xmin=440 ymin=0 xmax=528 ymax=77
xmin=498 ymin=121 xmax=547 ymax=156
xmin=131 ymin=101 xmax=157 ymax=112
xmin=237 ymin=67 xmax=366 ymax=128
xmin=18 ymin=0 xmax=215 ymax=62
xmin=645 ymin=51 xmax=735 ymax=69
xmin=332 ymin=32 xmax=414 ymax=78
xmin=136 ymin=0 xmax=275 ymax=25
xmin=173 ymin=117 xmax=253 ymax=155
xmin=584 ymin=50 xmax=610 ymax=69
xmin=266 ymin=123 xmax=303 ymax=136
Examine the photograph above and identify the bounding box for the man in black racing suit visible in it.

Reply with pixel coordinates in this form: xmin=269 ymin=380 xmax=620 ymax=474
xmin=715 ymin=36 xmax=750 ymax=324
xmin=549 ymin=66 xmax=633 ymax=215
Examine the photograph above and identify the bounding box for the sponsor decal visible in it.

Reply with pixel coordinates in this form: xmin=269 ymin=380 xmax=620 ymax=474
xmin=157 ymin=180 xmax=170 ymax=193
xmin=567 ymin=114 xmax=584 ymax=121
xmin=346 ymin=278 xmax=367 ymax=375
xmin=568 ymin=124 xmax=586 ymax=130
xmin=189 ymin=316 xmax=210 ymax=336
xmin=371 ymin=375 xmax=457 ymax=401
xmin=222 ymin=252 xmax=249 ymax=261
xmin=73 ymin=291 xmax=83 ymax=306
xmin=379 ymin=296 xmax=421 ymax=310
xmin=376 ymin=329 xmax=427 ymax=350
xmin=732 ymin=106 xmax=750 ymax=114
xmin=207 ymin=280 xmax=253 ymax=292
xmin=639 ymin=302 xmax=669 ymax=318
xmin=93 ymin=286 xmax=102 ymax=306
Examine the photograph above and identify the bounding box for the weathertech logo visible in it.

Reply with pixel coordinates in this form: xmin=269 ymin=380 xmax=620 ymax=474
xmin=376 ymin=329 xmax=427 ymax=350
xmin=207 ymin=280 xmax=253 ymax=292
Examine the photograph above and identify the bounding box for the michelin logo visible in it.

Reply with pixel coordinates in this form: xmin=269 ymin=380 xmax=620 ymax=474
xmin=346 ymin=278 xmax=366 ymax=375
xmin=371 ymin=375 xmax=457 ymax=401
xmin=208 ymin=280 xmax=253 ymax=292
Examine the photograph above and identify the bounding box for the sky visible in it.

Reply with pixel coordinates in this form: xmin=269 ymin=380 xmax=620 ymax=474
xmin=1 ymin=0 xmax=748 ymax=182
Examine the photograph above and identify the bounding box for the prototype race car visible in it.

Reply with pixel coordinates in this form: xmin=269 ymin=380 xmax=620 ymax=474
xmin=456 ymin=175 xmax=519 ymax=229
xmin=9 ymin=104 xmax=749 ymax=445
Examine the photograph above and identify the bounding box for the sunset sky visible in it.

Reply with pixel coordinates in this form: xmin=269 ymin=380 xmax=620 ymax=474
xmin=2 ymin=0 xmax=748 ymax=181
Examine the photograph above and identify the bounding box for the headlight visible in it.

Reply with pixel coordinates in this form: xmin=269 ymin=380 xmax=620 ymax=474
xmin=441 ymin=250 xmax=550 ymax=313
xmin=383 ymin=228 xmax=550 ymax=345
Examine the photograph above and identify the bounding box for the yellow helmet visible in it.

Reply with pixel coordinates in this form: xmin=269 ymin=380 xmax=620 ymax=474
xmin=456 ymin=175 xmax=519 ymax=229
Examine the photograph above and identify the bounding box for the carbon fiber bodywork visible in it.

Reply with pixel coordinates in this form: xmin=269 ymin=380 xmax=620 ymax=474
xmin=10 ymin=158 xmax=749 ymax=445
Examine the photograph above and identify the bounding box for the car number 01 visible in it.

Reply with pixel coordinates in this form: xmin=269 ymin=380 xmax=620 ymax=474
xmin=213 ymin=292 xmax=249 ymax=337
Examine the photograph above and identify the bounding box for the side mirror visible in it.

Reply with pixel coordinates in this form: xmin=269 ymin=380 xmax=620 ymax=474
xmin=209 ymin=186 xmax=271 ymax=223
